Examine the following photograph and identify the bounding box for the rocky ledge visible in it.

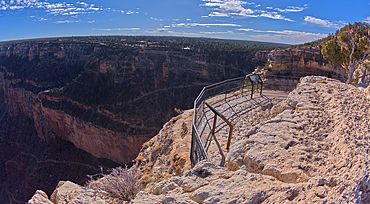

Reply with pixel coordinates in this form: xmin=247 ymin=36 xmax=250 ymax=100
xmin=29 ymin=76 xmax=370 ymax=203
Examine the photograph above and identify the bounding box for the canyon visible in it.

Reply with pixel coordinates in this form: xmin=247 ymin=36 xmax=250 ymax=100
xmin=0 ymin=37 xmax=269 ymax=203
xmin=30 ymin=76 xmax=370 ymax=203
xmin=0 ymin=37 xmax=346 ymax=203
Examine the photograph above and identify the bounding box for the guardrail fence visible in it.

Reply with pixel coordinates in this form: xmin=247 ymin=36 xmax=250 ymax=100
xmin=190 ymin=74 xmax=263 ymax=167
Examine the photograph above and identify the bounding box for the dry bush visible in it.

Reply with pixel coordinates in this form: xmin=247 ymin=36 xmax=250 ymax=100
xmin=87 ymin=166 xmax=143 ymax=201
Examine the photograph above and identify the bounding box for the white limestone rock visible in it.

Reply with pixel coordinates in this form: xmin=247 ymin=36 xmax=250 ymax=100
xmin=28 ymin=190 xmax=53 ymax=204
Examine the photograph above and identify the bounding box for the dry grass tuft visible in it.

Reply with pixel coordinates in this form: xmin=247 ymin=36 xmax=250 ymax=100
xmin=87 ymin=166 xmax=143 ymax=201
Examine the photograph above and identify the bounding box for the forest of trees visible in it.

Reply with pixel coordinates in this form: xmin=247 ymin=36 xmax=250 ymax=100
xmin=0 ymin=35 xmax=289 ymax=52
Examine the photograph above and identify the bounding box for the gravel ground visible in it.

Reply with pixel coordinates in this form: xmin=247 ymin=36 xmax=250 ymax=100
xmin=195 ymin=90 xmax=289 ymax=166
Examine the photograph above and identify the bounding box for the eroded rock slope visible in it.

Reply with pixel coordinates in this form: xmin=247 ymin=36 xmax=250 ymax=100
xmin=30 ymin=76 xmax=370 ymax=203
xmin=134 ymin=76 xmax=370 ymax=203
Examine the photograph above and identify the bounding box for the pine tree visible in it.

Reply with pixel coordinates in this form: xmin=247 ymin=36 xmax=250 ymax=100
xmin=322 ymin=22 xmax=370 ymax=84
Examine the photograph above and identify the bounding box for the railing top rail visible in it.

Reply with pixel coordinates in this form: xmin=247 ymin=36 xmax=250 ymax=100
xmin=191 ymin=73 xmax=269 ymax=167
xmin=194 ymin=75 xmax=253 ymax=106
xmin=203 ymin=76 xmax=246 ymax=90
xmin=194 ymin=87 xmax=206 ymax=105
xmin=204 ymin=101 xmax=223 ymax=117
xmin=263 ymin=74 xmax=301 ymax=79
xmin=192 ymin=124 xmax=209 ymax=160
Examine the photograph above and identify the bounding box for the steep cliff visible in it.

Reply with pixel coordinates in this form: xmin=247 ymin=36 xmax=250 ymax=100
xmin=0 ymin=37 xmax=270 ymax=203
xmin=265 ymin=47 xmax=343 ymax=79
xmin=0 ymin=40 xmax=259 ymax=164
xmin=29 ymin=76 xmax=370 ymax=203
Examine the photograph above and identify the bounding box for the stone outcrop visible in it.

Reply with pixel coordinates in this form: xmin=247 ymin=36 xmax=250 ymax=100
xmin=132 ymin=76 xmax=370 ymax=203
xmin=30 ymin=76 xmax=370 ymax=203
xmin=5 ymin=88 xmax=149 ymax=164
xmin=266 ymin=47 xmax=343 ymax=78
xmin=28 ymin=181 xmax=123 ymax=204
xmin=134 ymin=109 xmax=193 ymax=187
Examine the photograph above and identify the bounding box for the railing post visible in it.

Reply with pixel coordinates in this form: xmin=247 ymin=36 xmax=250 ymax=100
xmin=191 ymin=76 xmax=251 ymax=166
xmin=205 ymin=102 xmax=234 ymax=151
xmin=220 ymin=114 xmax=233 ymax=150
xmin=260 ymin=81 xmax=263 ymax=96
xmin=241 ymin=78 xmax=244 ymax=95
xmin=190 ymin=130 xmax=195 ymax=167
xmin=251 ymin=83 xmax=254 ymax=99
xmin=212 ymin=114 xmax=217 ymax=135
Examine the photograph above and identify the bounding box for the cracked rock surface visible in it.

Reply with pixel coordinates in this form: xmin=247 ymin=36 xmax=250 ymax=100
xmin=29 ymin=76 xmax=370 ymax=203
xmin=132 ymin=76 xmax=370 ymax=203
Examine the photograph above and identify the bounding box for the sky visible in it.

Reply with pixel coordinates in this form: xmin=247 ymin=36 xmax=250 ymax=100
xmin=0 ymin=0 xmax=370 ymax=44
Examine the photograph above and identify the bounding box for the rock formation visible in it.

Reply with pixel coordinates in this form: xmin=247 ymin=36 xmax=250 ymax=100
xmin=265 ymin=47 xmax=343 ymax=79
xmin=1 ymin=37 xmax=267 ymax=203
xmin=254 ymin=47 xmax=347 ymax=91
xmin=0 ymin=39 xmax=259 ymax=164
xmin=30 ymin=76 xmax=370 ymax=203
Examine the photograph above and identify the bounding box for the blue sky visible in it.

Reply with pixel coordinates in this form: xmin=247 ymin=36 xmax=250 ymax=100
xmin=0 ymin=0 xmax=370 ymax=44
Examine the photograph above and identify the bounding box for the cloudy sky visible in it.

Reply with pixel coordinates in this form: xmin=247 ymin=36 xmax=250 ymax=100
xmin=1 ymin=0 xmax=370 ymax=44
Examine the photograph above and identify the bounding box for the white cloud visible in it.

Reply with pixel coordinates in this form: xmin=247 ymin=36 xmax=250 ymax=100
xmin=200 ymin=30 xmax=234 ymax=35
xmin=160 ymin=30 xmax=206 ymax=36
xmin=99 ymin=28 xmax=140 ymax=31
xmin=157 ymin=28 xmax=170 ymax=31
xmin=201 ymin=0 xmax=303 ymax=21
xmin=260 ymin=13 xmax=293 ymax=22
xmin=150 ymin=17 xmax=164 ymax=21
xmin=76 ymin=1 xmax=88 ymax=7
xmin=54 ymin=19 xmax=80 ymax=24
xmin=208 ymin=11 xmax=230 ymax=17
xmin=363 ymin=16 xmax=370 ymax=24
xmin=304 ymin=16 xmax=346 ymax=29
xmin=237 ymin=28 xmax=253 ymax=32
xmin=172 ymin=22 xmax=240 ymax=27
xmin=202 ymin=0 xmax=254 ymax=16
xmin=274 ymin=5 xmax=307 ymax=13
xmin=0 ymin=0 xmax=103 ymax=16
xmin=30 ymin=15 xmax=47 ymax=21
xmin=237 ymin=28 xmax=327 ymax=44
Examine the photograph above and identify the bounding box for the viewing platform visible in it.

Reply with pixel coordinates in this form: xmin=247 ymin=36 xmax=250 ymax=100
xmin=191 ymin=74 xmax=292 ymax=167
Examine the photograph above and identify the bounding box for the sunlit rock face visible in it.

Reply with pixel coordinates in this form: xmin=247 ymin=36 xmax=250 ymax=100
xmin=29 ymin=76 xmax=370 ymax=204
xmin=0 ymin=40 xmax=258 ymax=164
xmin=266 ymin=47 xmax=342 ymax=78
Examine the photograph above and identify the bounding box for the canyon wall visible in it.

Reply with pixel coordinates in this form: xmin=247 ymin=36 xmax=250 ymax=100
xmin=0 ymin=40 xmax=258 ymax=164
xmin=0 ymin=38 xmax=266 ymax=203
xmin=4 ymin=87 xmax=149 ymax=165
xmin=30 ymin=76 xmax=370 ymax=203
xmin=266 ymin=47 xmax=343 ymax=78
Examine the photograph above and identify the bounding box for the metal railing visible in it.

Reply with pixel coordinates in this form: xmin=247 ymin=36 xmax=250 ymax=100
xmin=205 ymin=102 xmax=233 ymax=150
xmin=190 ymin=74 xmax=263 ymax=167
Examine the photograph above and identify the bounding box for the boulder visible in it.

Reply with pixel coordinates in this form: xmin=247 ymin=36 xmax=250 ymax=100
xmin=28 ymin=190 xmax=53 ymax=204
